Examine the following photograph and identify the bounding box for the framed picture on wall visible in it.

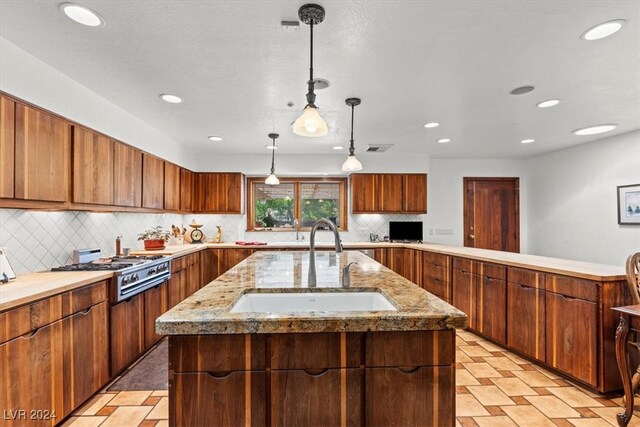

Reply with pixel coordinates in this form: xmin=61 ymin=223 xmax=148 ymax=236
xmin=618 ymin=184 xmax=640 ymax=225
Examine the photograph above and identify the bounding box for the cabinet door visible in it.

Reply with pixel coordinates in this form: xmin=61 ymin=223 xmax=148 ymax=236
xmin=366 ymin=366 xmax=453 ymax=427
xmin=350 ymin=174 xmax=378 ymax=213
xmin=507 ymin=282 xmax=545 ymax=361
xmin=477 ymin=276 xmax=506 ymax=344
xmin=113 ymin=141 xmax=142 ymax=207
xmin=72 ymin=127 xmax=114 ymax=205
xmin=221 ymin=173 xmax=243 ymax=213
xmin=271 ymin=369 xmax=362 ymax=426
xmin=63 ymin=302 xmax=109 ymax=412
xmin=402 ymin=173 xmax=427 ymax=213
xmin=144 ymin=282 xmax=169 ymax=349
xmin=180 ymin=168 xmax=194 ymax=211
xmin=15 ymin=103 xmax=71 ymax=202
xmin=378 ymin=174 xmax=403 ymax=212
xmin=186 ymin=254 xmax=201 ymax=296
xmin=168 ymin=268 xmax=187 ymax=308
xmin=142 ymin=154 xmax=164 ymax=209
xmin=546 ymin=291 xmax=598 ymax=386
xmin=220 ymin=249 xmax=253 ymax=274
xmin=0 ymin=317 xmax=64 ymax=426
xmin=423 ymin=276 xmax=451 ymax=302
xmin=193 ymin=172 xmax=207 ymax=212
xmin=110 ymin=294 xmax=145 ymax=375
xmin=163 ymin=162 xmax=180 ymax=211
xmin=200 ymin=248 xmax=219 ymax=286
xmin=402 ymin=249 xmax=422 ymax=284
xmin=452 ymin=264 xmax=476 ymax=329
xmin=0 ymin=95 xmax=15 ymax=198
xmin=385 ymin=248 xmax=405 ymax=277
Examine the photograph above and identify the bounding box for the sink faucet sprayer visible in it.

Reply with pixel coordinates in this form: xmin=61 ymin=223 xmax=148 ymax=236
xmin=308 ymin=218 xmax=343 ymax=287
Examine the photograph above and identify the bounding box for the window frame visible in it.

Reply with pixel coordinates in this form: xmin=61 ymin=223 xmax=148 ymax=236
xmin=246 ymin=176 xmax=348 ymax=232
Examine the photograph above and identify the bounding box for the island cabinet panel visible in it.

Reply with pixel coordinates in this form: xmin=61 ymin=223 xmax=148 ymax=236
xmin=271 ymin=369 xmax=362 ymax=427
xmin=270 ymin=333 xmax=363 ymax=369
xmin=142 ymin=153 xmax=164 ymax=209
xmin=163 ymin=161 xmax=181 ymax=211
xmin=171 ymin=335 xmax=266 ymax=372
xmin=506 ymin=268 xmax=546 ymax=362
xmin=15 ymin=103 xmax=71 ymax=202
xmin=423 ymin=252 xmax=451 ymax=302
xmin=72 ymin=127 xmax=114 ymax=205
xmin=144 ymin=281 xmax=169 ymax=349
xmin=172 ymin=372 xmax=266 ymax=427
xmin=366 ymin=330 xmax=454 ymax=367
xmin=179 ymin=168 xmax=194 ymax=211
xmin=113 ymin=141 xmax=142 ymax=207
xmin=110 ymin=293 xmax=145 ymax=375
xmin=0 ymin=95 xmax=15 ymax=198
xmin=402 ymin=173 xmax=428 ymax=213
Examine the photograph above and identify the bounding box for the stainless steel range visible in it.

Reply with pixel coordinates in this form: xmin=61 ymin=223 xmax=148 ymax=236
xmin=51 ymin=249 xmax=171 ymax=302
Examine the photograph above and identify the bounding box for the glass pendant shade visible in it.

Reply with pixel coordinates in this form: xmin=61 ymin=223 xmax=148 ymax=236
xmin=293 ymin=106 xmax=328 ymax=137
xmin=342 ymin=154 xmax=363 ymax=172
xmin=265 ymin=173 xmax=280 ymax=186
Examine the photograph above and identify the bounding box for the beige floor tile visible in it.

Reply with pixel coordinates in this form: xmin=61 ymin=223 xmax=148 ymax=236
xmin=457 ymin=336 xmax=468 ymax=346
xmin=492 ymin=377 xmax=537 ymax=396
xmin=463 ymin=362 xmax=502 ymax=378
xmin=146 ymin=397 xmax=168 ymax=420
xmin=459 ymin=345 xmax=493 ymax=358
xmin=474 ymin=415 xmax=518 ymax=427
xmin=589 ymin=407 xmax=640 ymax=426
xmin=155 ymin=421 xmax=169 ymax=427
xmin=456 ymin=420 xmax=463 ymax=427
xmin=457 ymin=350 xmax=475 ymax=363
xmin=512 ymin=370 xmax=559 ymax=387
xmin=503 ymin=352 xmax=531 ymax=365
xmin=467 ymin=385 xmax=516 ymax=406
xmin=150 ymin=390 xmax=169 ymax=397
xmin=457 ymin=331 xmax=481 ymax=342
xmin=457 ymin=368 xmax=481 ymax=386
xmin=75 ymin=393 xmax=117 ymax=416
xmin=456 ymin=393 xmax=491 ymax=417
xmin=547 ymin=387 xmax=604 ymax=408
xmin=476 ymin=339 xmax=505 ymax=353
xmin=63 ymin=416 xmax=108 ymax=427
xmin=108 ymin=391 xmax=153 ymax=406
xmin=483 ymin=356 xmax=523 ymax=371
xmin=501 ymin=405 xmax=557 ymax=427
xmin=568 ymin=419 xmax=619 ymax=427
xmin=533 ymin=365 xmax=562 ymax=379
xmin=100 ymin=406 xmax=152 ymax=427
xmin=524 ymin=395 xmax=581 ymax=418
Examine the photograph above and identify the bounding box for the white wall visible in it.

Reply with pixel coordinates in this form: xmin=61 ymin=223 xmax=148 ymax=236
xmin=526 ymin=130 xmax=640 ymax=266
xmin=0 ymin=37 xmax=195 ymax=169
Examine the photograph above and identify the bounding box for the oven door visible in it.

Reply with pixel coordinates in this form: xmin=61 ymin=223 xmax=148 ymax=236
xmin=118 ymin=274 xmax=170 ymax=302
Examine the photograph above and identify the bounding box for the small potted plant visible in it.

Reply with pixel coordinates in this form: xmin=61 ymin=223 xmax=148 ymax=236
xmin=138 ymin=226 xmax=170 ymax=250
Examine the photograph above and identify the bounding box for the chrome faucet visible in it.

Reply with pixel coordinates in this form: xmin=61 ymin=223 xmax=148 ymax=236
xmin=294 ymin=219 xmax=300 ymax=241
xmin=342 ymin=262 xmax=356 ymax=287
xmin=308 ymin=218 xmax=343 ymax=287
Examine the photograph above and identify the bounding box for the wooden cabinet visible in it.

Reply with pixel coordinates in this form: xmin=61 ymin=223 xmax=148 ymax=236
xmin=168 ymin=268 xmax=187 ymax=309
xmin=167 ymin=252 xmax=202 ymax=309
xmin=218 ymin=248 xmax=253 ymax=275
xmin=452 ymin=258 xmax=477 ymax=329
xmin=144 ymin=282 xmax=169 ymax=349
xmin=113 ymin=141 xmax=142 ymax=207
xmin=163 ymin=162 xmax=181 ymax=211
xmin=423 ymin=251 xmax=452 ymax=302
xmin=186 ymin=252 xmax=201 ymax=296
xmin=72 ymin=127 xmax=114 ymax=205
xmin=142 ymin=154 xmax=164 ymax=209
xmin=402 ymin=248 xmax=422 ymax=284
xmin=15 ymin=103 xmax=71 ymax=202
xmin=180 ymin=168 xmax=194 ymax=212
xmin=110 ymin=293 xmax=145 ymax=375
xmin=200 ymin=248 xmax=219 ymax=286
xmin=507 ymin=268 xmax=545 ymax=362
xmin=194 ymin=172 xmax=244 ymax=213
xmin=383 ymin=247 xmax=405 ymax=277
xmin=350 ymin=173 xmax=427 ymax=214
xmin=0 ymin=95 xmax=15 ymax=199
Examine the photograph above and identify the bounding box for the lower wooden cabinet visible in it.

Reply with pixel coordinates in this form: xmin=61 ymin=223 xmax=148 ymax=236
xmin=506 ymin=268 xmax=545 ymax=362
xmin=452 ymin=259 xmax=476 ymax=329
xmin=110 ymin=293 xmax=145 ymax=375
xmin=423 ymin=252 xmax=451 ymax=302
xmin=476 ymin=274 xmax=506 ymax=344
xmin=144 ymin=282 xmax=169 ymax=349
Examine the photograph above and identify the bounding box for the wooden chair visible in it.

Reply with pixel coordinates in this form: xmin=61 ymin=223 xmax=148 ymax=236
xmin=625 ymin=252 xmax=640 ymax=397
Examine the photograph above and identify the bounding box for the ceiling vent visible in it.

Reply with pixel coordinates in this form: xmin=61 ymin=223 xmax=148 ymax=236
xmin=366 ymin=144 xmax=394 ymax=153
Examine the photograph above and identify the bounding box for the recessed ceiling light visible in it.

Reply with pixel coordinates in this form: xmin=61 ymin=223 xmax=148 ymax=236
xmin=332 ymin=145 xmax=344 ymax=150
xmin=510 ymin=85 xmax=535 ymax=95
xmin=571 ymin=124 xmax=617 ymax=136
xmin=265 ymin=144 xmax=278 ymax=150
xmin=520 ymin=139 xmax=535 ymax=144
xmin=160 ymin=94 xmax=183 ymax=103
xmin=537 ymin=99 xmax=561 ymax=108
xmin=59 ymin=3 xmax=104 ymax=27
xmin=424 ymin=122 xmax=440 ymax=128
xmin=208 ymin=136 xmax=222 ymax=142
xmin=581 ymin=20 xmax=626 ymax=41
xmin=437 ymin=138 xmax=451 ymax=143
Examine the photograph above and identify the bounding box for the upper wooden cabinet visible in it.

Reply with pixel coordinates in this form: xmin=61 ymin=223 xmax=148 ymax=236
xmin=73 ymin=127 xmax=114 ymax=205
xmin=142 ymin=154 xmax=164 ymax=209
xmin=164 ymin=161 xmax=181 ymax=211
xmin=193 ymin=172 xmax=244 ymax=214
xmin=113 ymin=141 xmax=142 ymax=207
xmin=350 ymin=173 xmax=427 ymax=214
xmin=180 ymin=168 xmax=194 ymax=212
xmin=0 ymin=95 xmax=15 ymax=199
xmin=15 ymin=103 xmax=71 ymax=202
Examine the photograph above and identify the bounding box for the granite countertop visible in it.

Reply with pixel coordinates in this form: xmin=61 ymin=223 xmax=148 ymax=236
xmin=156 ymin=250 xmax=468 ymax=335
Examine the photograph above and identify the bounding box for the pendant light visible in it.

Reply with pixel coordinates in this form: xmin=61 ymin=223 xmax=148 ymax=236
xmin=342 ymin=97 xmax=363 ymax=172
xmin=292 ymin=4 xmax=328 ymax=137
xmin=265 ymin=133 xmax=280 ymax=186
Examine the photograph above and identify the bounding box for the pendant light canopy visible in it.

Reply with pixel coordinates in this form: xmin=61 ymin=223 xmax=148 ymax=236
xmin=342 ymin=97 xmax=363 ymax=172
xmin=293 ymin=4 xmax=328 ymax=138
xmin=265 ymin=133 xmax=280 ymax=186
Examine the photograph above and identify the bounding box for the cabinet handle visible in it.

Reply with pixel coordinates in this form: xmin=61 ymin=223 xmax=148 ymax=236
xmin=207 ymin=371 xmax=232 ymax=379
xmin=398 ymin=366 xmax=420 ymax=374
xmin=561 ymin=294 xmax=577 ymax=301
xmin=304 ymin=368 xmax=329 ymax=377
xmin=79 ymin=306 xmax=93 ymax=315
xmin=21 ymin=327 xmax=40 ymax=339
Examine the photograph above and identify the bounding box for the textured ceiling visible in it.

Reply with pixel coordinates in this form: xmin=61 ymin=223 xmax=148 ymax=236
xmin=0 ymin=0 xmax=638 ymax=158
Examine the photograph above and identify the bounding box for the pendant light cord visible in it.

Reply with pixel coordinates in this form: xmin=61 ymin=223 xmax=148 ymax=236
xmin=270 ymin=138 xmax=276 ymax=174
xmin=306 ymin=21 xmax=316 ymax=107
xmin=349 ymin=103 xmax=355 ymax=155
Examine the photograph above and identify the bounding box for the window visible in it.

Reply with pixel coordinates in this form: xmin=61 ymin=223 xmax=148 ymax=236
xmin=247 ymin=177 xmax=347 ymax=231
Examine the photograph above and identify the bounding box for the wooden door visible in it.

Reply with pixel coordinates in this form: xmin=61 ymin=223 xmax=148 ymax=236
xmin=0 ymin=95 xmax=15 ymax=198
xmin=144 ymin=282 xmax=169 ymax=348
xmin=72 ymin=127 xmax=114 ymax=205
xmin=180 ymin=168 xmax=194 ymax=211
xmin=350 ymin=174 xmax=377 ymax=213
xmin=402 ymin=174 xmax=427 ymax=213
xmin=15 ymin=103 xmax=71 ymax=202
xmin=110 ymin=294 xmax=145 ymax=375
xmin=379 ymin=174 xmax=403 ymax=212
xmin=142 ymin=154 xmax=164 ymax=209
xmin=463 ymin=177 xmax=519 ymax=252
xmin=113 ymin=141 xmax=142 ymax=207
xmin=163 ymin=162 xmax=180 ymax=210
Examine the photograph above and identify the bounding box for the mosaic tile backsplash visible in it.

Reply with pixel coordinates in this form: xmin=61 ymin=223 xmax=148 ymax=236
xmin=0 ymin=209 xmax=425 ymax=275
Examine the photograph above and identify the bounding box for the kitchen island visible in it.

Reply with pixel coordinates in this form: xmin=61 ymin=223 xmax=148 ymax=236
xmin=157 ymin=250 xmax=467 ymax=427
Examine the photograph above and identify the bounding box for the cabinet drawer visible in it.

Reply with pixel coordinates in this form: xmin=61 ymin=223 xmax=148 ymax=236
xmin=508 ymin=267 xmax=544 ymax=289
xmin=365 ymin=330 xmax=454 ymax=367
xmin=477 ymin=262 xmax=506 ymax=281
xmin=424 ymin=262 xmax=449 ymax=281
xmin=424 ymin=252 xmax=450 ymax=268
xmin=545 ymin=274 xmax=598 ymax=302
xmin=171 ymin=335 xmax=266 ymax=372
xmin=453 ymin=257 xmax=475 ymax=274
xmin=62 ymin=280 xmax=108 ymax=316
xmin=423 ymin=276 xmax=450 ymax=302
xmin=269 ymin=333 xmax=362 ymax=369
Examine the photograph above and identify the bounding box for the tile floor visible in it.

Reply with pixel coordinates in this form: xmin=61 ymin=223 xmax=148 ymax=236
xmin=63 ymin=330 xmax=639 ymax=427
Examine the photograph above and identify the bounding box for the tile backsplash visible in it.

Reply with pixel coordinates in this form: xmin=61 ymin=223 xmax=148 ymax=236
xmin=0 ymin=209 xmax=425 ymax=275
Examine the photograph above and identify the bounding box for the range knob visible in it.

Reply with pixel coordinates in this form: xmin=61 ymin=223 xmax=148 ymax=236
xmin=132 ymin=273 xmax=139 ymax=282
xmin=122 ymin=276 xmax=131 ymax=286
xmin=148 ymin=268 xmax=156 ymax=275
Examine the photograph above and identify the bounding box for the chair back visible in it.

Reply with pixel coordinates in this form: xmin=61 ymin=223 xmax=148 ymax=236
xmin=627 ymin=252 xmax=640 ymax=305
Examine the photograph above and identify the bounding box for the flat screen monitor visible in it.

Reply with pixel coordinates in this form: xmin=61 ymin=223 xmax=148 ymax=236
xmin=389 ymin=221 xmax=423 ymax=242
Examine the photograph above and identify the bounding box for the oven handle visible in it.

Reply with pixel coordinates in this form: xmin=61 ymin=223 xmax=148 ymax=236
xmin=119 ymin=274 xmax=170 ymax=300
